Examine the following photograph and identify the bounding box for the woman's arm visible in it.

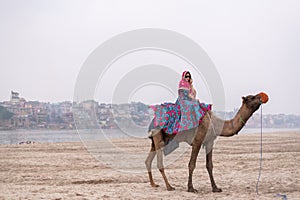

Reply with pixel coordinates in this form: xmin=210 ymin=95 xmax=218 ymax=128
xmin=188 ymin=93 xmax=195 ymax=100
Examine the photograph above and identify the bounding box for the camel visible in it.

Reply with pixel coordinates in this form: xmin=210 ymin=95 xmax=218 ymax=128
xmin=145 ymin=92 xmax=269 ymax=192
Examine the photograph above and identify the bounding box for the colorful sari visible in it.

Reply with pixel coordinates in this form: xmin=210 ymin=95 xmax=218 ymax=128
xmin=150 ymin=89 xmax=211 ymax=135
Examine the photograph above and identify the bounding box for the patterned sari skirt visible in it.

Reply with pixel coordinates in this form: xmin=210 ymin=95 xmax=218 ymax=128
xmin=150 ymin=98 xmax=211 ymax=135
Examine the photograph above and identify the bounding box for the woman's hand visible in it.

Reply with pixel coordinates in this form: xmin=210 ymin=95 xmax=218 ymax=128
xmin=188 ymin=93 xmax=195 ymax=100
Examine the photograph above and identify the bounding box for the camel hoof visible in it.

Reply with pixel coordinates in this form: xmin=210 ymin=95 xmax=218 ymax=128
xmin=188 ymin=188 xmax=198 ymax=193
xmin=151 ymin=184 xmax=159 ymax=188
xmin=167 ymin=186 xmax=175 ymax=191
xmin=213 ymin=187 xmax=222 ymax=193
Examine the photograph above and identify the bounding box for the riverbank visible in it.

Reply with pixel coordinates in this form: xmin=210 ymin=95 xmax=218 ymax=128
xmin=0 ymin=131 xmax=299 ymax=199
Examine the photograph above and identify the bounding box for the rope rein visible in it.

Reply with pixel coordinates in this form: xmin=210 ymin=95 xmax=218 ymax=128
xmin=256 ymin=102 xmax=263 ymax=195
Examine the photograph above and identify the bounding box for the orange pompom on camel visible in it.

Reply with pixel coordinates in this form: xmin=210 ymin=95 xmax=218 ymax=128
xmin=259 ymin=92 xmax=269 ymax=104
xmin=146 ymin=92 xmax=269 ymax=193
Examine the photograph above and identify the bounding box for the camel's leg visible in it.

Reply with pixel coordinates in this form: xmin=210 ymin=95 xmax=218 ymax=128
xmin=145 ymin=143 xmax=159 ymax=187
xmin=187 ymin=142 xmax=201 ymax=193
xmin=206 ymin=149 xmax=222 ymax=192
xmin=153 ymin=132 xmax=175 ymax=191
xmin=187 ymin=127 xmax=207 ymax=193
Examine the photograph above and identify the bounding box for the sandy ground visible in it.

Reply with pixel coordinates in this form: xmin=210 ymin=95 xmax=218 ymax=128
xmin=0 ymin=131 xmax=299 ymax=200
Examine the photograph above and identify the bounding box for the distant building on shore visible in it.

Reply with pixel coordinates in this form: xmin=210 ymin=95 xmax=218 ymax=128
xmin=10 ymin=91 xmax=19 ymax=104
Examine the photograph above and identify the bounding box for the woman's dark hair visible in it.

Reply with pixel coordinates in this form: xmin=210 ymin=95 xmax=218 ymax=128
xmin=185 ymin=72 xmax=191 ymax=78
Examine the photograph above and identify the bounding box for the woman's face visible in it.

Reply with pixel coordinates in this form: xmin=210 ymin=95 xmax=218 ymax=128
xmin=184 ymin=73 xmax=191 ymax=82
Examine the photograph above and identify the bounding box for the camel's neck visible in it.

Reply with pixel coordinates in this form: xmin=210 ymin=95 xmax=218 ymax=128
xmin=220 ymin=104 xmax=254 ymax=137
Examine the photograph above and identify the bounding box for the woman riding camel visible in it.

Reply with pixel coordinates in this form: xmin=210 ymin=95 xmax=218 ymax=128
xmin=150 ymin=71 xmax=211 ymax=135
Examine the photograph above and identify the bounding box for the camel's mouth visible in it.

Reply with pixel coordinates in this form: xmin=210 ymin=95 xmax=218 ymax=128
xmin=259 ymin=92 xmax=269 ymax=104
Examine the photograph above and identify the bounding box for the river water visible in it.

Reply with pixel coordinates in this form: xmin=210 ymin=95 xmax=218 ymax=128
xmin=0 ymin=128 xmax=299 ymax=145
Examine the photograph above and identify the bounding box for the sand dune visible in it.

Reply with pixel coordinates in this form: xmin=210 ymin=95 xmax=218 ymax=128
xmin=0 ymin=132 xmax=299 ymax=199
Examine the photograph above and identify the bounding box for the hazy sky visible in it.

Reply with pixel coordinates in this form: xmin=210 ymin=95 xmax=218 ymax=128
xmin=0 ymin=0 xmax=299 ymax=115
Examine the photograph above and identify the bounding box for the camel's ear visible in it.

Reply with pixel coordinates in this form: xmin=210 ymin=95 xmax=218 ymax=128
xmin=242 ymin=96 xmax=246 ymax=102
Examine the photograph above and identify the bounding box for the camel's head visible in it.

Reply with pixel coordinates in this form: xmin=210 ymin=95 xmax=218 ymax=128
xmin=242 ymin=92 xmax=269 ymax=111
